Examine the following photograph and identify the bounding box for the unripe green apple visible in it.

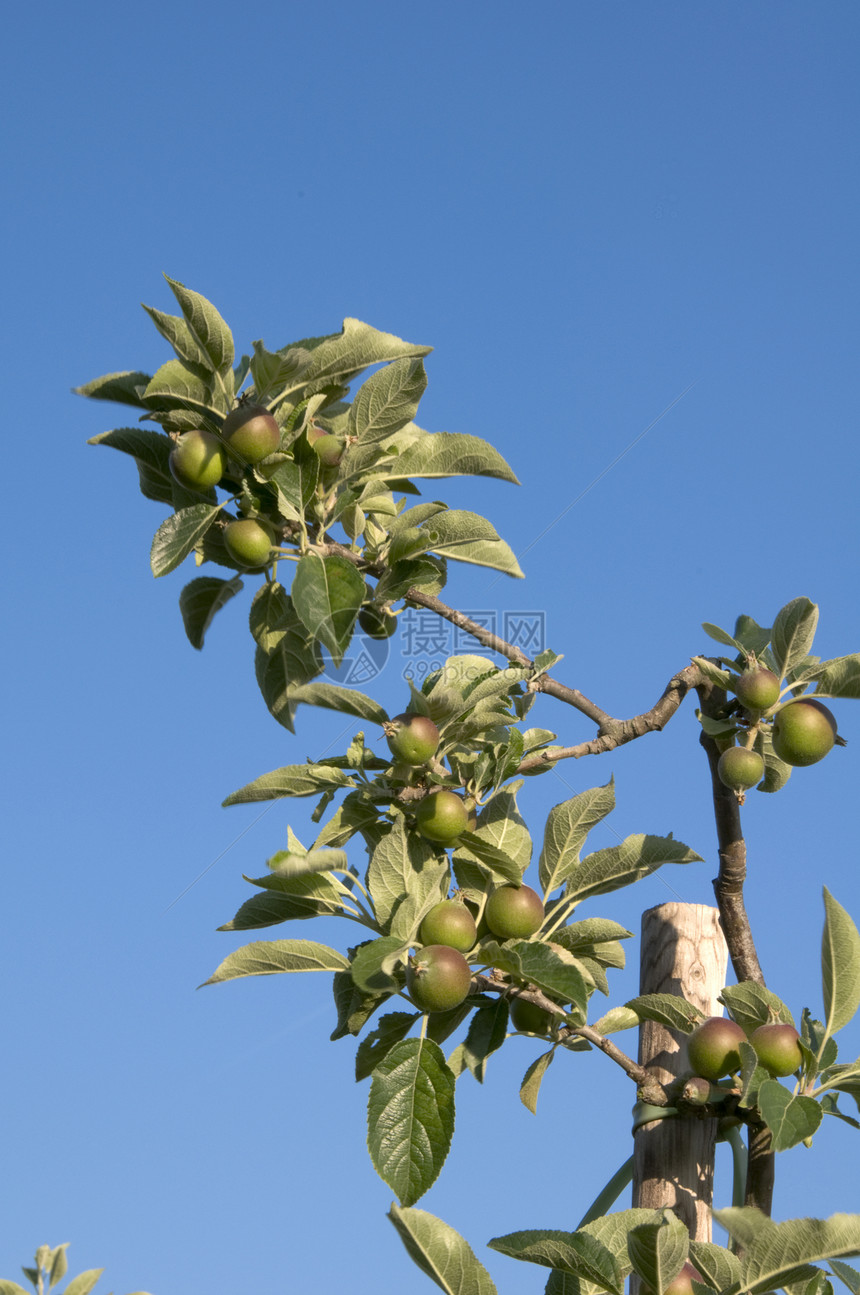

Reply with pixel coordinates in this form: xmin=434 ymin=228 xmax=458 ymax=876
xmin=717 ymin=746 xmax=764 ymax=791
xmin=485 ymin=884 xmax=545 ymax=940
xmin=650 ymin=1262 xmax=703 ymax=1295
xmin=749 ymin=1022 xmax=803 ymax=1077
xmin=686 ymin=1016 xmax=747 ymax=1081
xmin=221 ymin=404 xmax=280 ymax=463
xmin=771 ymin=699 xmax=837 ymax=767
xmin=223 ymin=518 xmax=276 ymax=568
xmin=385 ymin=713 xmax=440 ymax=765
xmin=419 ymin=900 xmax=477 ymax=952
xmin=414 ymin=791 xmax=469 ymax=845
xmin=312 ymin=434 xmax=344 ymax=466
xmin=406 ymin=944 xmax=472 ymax=1013
xmin=358 ymin=605 xmax=397 ymax=639
xmin=734 ymin=666 xmax=780 ymax=711
xmin=509 ymin=996 xmax=554 ymax=1035
xmin=169 ymin=429 xmax=226 ymax=490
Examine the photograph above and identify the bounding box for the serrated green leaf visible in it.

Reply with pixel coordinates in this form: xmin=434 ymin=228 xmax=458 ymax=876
xmin=758 ymin=1079 xmax=823 ymax=1150
xmin=150 ymin=504 xmax=222 ymax=577
xmin=143 ymin=357 xmax=228 ymax=417
xmin=692 ymin=656 xmax=736 ymax=689
xmin=223 ymin=763 xmax=355 ymax=805
xmin=391 ymin=431 xmax=520 ymax=484
xmin=772 ymin=598 xmax=819 ymax=680
xmin=48 ymin=1245 xmax=70 ymax=1290
xmin=75 ymin=369 xmax=151 ymax=407
xmin=458 ymin=1000 xmax=509 ymax=1083
xmin=291 ymin=552 xmax=365 ymax=666
xmin=564 ymin=834 xmax=701 ymax=907
xmin=702 ymin=622 xmax=742 ymax=651
xmin=418 ymin=510 xmax=523 ymax=578
xmin=624 ymin=994 xmax=706 ymax=1032
xmin=452 ymin=832 xmax=522 ymax=885
xmin=808 ymin=655 xmax=860 ymax=700
xmin=348 ymin=356 xmax=427 ymax=444
xmin=330 ymin=970 xmax=390 ymax=1039
xmin=713 ymin=1209 xmax=860 ymax=1295
xmin=688 ymin=1240 xmax=742 ymax=1294
xmin=481 ymin=941 xmax=588 ymax=1020
xmin=351 ymin=936 xmax=408 ymax=994
xmin=201 ymin=938 xmax=348 ymax=985
xmin=219 ymin=870 xmax=344 ymax=929
xmin=284 ymin=680 xmax=389 ymax=724
xmin=733 ymin=614 xmax=773 ymax=658
xmin=539 ymin=781 xmax=616 ymax=897
xmin=61 ymin=1271 xmax=105 ymax=1295
xmin=830 ymin=1260 xmax=860 ymax=1294
xmin=179 ymin=575 xmax=243 ymax=648
xmin=591 ymin=1005 xmax=641 ymax=1035
xmin=367 ymin=818 xmax=449 ymax=938
xmin=164 ymin=275 xmax=234 ymax=371
xmin=487 ymin=1230 xmax=623 ymax=1294
xmin=356 ymin=1011 xmax=419 ymax=1080
xmin=822 ymin=889 xmax=860 ymax=1039
xmin=719 ymin=982 xmax=796 ymax=1032
xmin=627 ymin=1215 xmax=690 ymax=1295
xmin=520 ymin=1048 xmax=555 ymax=1114
xmin=454 ymin=787 xmax=532 ymax=872
xmin=388 ymin=1204 xmax=498 ymax=1295
xmin=367 ymin=1037 xmax=456 ymax=1205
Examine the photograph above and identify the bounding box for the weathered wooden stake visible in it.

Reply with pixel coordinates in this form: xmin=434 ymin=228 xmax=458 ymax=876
xmin=632 ymin=903 xmax=729 ymax=1241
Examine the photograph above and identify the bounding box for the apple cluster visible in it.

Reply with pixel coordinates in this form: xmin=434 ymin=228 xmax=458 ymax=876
xmin=716 ymin=663 xmax=839 ymax=793
xmin=686 ymin=1014 xmax=804 ymax=1082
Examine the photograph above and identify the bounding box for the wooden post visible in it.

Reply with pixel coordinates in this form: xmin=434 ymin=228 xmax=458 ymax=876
xmin=632 ymin=903 xmax=729 ymax=1241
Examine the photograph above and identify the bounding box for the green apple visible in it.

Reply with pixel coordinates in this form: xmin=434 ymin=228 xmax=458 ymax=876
xmin=717 ymin=746 xmax=764 ymax=791
xmin=485 ymin=885 xmax=545 ymax=940
xmin=223 ymin=518 xmax=276 ymax=568
xmin=414 ymin=791 xmax=469 ymax=845
xmin=221 ymin=404 xmax=280 ymax=464
xmin=749 ymin=1022 xmax=803 ymax=1077
xmin=169 ymin=430 xmax=226 ymax=490
xmin=771 ymin=699 xmax=837 ymax=767
xmin=406 ymin=945 xmax=472 ymax=1013
xmin=686 ymin=1016 xmax=746 ymax=1081
xmin=385 ymin=713 xmax=440 ymax=765
xmin=734 ymin=666 xmax=780 ymax=711
xmin=419 ymin=900 xmax=477 ymax=953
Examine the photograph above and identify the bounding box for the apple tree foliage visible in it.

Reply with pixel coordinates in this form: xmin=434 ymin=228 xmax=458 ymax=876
xmin=73 ymin=277 xmax=860 ymax=1295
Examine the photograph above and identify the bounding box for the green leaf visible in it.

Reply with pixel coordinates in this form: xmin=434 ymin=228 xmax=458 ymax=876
xmin=351 ymin=936 xmax=408 ymax=994
xmin=201 ymin=938 xmax=348 ymax=985
xmin=62 ymin=1272 xmax=105 ymax=1295
xmin=284 ymin=680 xmax=389 ymax=725
xmin=809 ymin=655 xmax=860 ymax=699
xmin=830 ymin=1260 xmax=860 ymax=1294
xmin=219 ymin=872 xmax=344 ymax=929
xmin=348 ymin=357 xmax=427 ymax=444
xmin=719 ymin=982 xmax=796 ymax=1032
xmin=367 ymin=1037 xmax=456 ymax=1205
xmin=452 ymin=832 xmax=522 ymax=885
xmin=688 ymin=1240 xmax=742 ymax=1294
xmin=480 ymin=941 xmax=588 ymax=1021
xmin=179 ymin=575 xmax=243 ymax=648
xmin=388 ymin=1204 xmax=498 ymax=1295
xmin=539 ymin=781 xmax=616 ymax=897
xmin=291 ymin=552 xmax=365 ymax=666
xmin=487 ymin=1230 xmax=623 ymax=1294
xmin=74 ymin=369 xmax=151 ymax=407
xmin=758 ymin=1079 xmax=823 ymax=1150
xmin=418 ymin=509 xmax=523 ymax=578
xmin=0 ymin=1282 xmax=31 ymax=1295
xmin=87 ymin=426 xmax=174 ymax=504
xmin=48 ymin=1245 xmax=70 ymax=1290
xmin=275 ymin=318 xmax=432 ymax=402
xmin=266 ymin=847 xmax=348 ymax=878
xmin=591 ymin=1005 xmax=641 ymax=1035
xmin=223 ymin=763 xmax=355 ymax=805
xmin=164 ymin=275 xmax=234 ymax=371
xmin=150 ymin=503 xmax=222 ymax=578
xmin=143 ymin=357 xmax=229 ymax=417
xmin=627 ymin=1215 xmax=690 ymax=1295
xmin=454 ymin=787 xmax=532 ymax=873
xmin=520 ymin=1048 xmax=555 ymax=1114
xmin=356 ymin=1011 xmax=419 ymax=1080
xmin=551 ymin=918 xmax=634 ymax=955
xmin=733 ymin=614 xmax=773 ymax=658
xmin=624 ymin=994 xmax=706 ymax=1033
xmin=771 ymin=598 xmax=819 ymax=680
xmin=822 ymin=889 xmax=860 ymax=1038
xmin=458 ymin=1000 xmax=509 ymax=1082
xmin=367 ymin=818 xmax=450 ymax=938
xmin=391 ymin=431 xmax=520 ymax=484
xmin=701 ymin=622 xmax=742 ymax=651
xmin=564 ymin=834 xmax=701 ymax=907
xmin=691 ymin=657 xmax=736 ymax=689
xmin=713 ymin=1209 xmax=860 ymax=1295
xmin=330 ymin=970 xmax=391 ymax=1039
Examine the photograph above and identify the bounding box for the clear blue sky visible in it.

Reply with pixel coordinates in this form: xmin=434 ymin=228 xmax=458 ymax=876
xmin=3 ymin=3 xmax=859 ymax=1292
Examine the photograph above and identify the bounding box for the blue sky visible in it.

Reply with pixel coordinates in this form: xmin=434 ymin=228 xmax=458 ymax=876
xmin=3 ymin=3 xmax=860 ymax=1292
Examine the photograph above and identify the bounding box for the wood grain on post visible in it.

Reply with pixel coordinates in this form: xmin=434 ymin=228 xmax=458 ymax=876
xmin=632 ymin=903 xmax=729 ymax=1242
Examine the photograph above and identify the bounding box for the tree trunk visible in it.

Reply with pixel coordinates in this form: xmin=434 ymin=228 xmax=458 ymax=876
xmin=632 ymin=903 xmax=729 ymax=1241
